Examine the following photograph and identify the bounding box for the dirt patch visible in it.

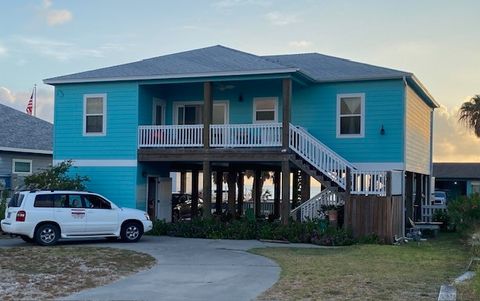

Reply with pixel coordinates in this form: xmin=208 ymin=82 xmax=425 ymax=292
xmin=0 ymin=246 xmax=155 ymax=300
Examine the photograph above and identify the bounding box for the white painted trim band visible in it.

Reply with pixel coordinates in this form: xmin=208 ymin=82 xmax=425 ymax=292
xmin=0 ymin=147 xmax=52 ymax=155
xmin=53 ymin=159 xmax=137 ymax=167
xmin=352 ymin=162 xmax=404 ymax=171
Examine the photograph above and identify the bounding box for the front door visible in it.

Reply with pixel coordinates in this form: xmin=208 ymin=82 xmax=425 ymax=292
xmin=156 ymin=177 xmax=172 ymax=222
xmin=147 ymin=177 xmax=157 ymax=220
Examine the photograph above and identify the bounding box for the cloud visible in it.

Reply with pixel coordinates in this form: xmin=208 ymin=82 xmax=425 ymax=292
xmin=433 ymin=102 xmax=480 ymax=162
xmin=0 ymin=86 xmax=54 ymax=122
xmin=17 ymin=36 xmax=125 ymax=61
xmin=0 ymin=44 xmax=7 ymax=57
xmin=289 ymin=40 xmax=312 ymax=49
xmin=265 ymin=11 xmax=299 ymax=26
xmin=39 ymin=0 xmax=72 ymax=26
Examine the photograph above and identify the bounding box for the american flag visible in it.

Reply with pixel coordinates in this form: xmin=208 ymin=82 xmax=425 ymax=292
xmin=26 ymin=91 xmax=33 ymax=115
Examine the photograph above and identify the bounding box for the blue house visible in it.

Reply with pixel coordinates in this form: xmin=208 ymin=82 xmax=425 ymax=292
xmin=44 ymin=45 xmax=438 ymax=241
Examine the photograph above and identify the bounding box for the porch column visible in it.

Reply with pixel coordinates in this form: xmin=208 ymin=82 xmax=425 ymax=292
xmin=203 ymin=161 xmax=212 ymax=218
xmin=203 ymin=82 xmax=212 ymax=149
xmin=227 ymin=171 xmax=237 ymax=215
xmin=254 ymin=169 xmax=262 ymax=218
xmin=414 ymin=174 xmax=423 ymax=221
xmin=191 ymin=170 xmax=199 ymax=218
xmin=281 ymin=160 xmax=290 ymax=224
xmin=282 ymin=78 xmax=292 ymax=150
xmin=273 ymin=170 xmax=281 ymax=219
xmin=292 ymin=169 xmax=300 ymax=208
xmin=344 ymin=167 xmax=352 ymax=230
xmin=215 ymin=171 xmax=223 ymax=214
xmin=300 ymin=171 xmax=311 ymax=202
xmin=237 ymin=172 xmax=244 ymax=216
xmin=180 ymin=172 xmax=187 ymax=194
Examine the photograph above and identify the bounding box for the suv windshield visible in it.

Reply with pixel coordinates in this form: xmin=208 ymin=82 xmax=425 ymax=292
xmin=435 ymin=192 xmax=446 ymax=198
xmin=8 ymin=193 xmax=24 ymax=208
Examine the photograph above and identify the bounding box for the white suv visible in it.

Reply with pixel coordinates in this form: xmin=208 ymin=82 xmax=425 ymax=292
xmin=1 ymin=190 xmax=153 ymax=246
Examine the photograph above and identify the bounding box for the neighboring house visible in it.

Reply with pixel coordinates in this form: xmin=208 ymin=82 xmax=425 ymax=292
xmin=0 ymin=103 xmax=53 ymax=194
xmin=44 ymin=45 xmax=438 ymax=241
xmin=433 ymin=163 xmax=480 ymax=200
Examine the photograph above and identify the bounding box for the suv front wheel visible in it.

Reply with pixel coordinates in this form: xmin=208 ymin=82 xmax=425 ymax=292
xmin=121 ymin=222 xmax=143 ymax=243
xmin=35 ymin=223 xmax=60 ymax=246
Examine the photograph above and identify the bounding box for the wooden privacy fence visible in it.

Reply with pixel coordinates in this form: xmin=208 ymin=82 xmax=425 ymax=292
xmin=344 ymin=195 xmax=403 ymax=243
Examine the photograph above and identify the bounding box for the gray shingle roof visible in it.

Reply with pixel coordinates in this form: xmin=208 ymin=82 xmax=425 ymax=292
xmin=44 ymin=45 xmax=410 ymax=84
xmin=263 ymin=53 xmax=411 ymax=82
xmin=0 ymin=103 xmax=53 ymax=152
xmin=433 ymin=163 xmax=480 ymax=179
xmin=44 ymin=45 xmax=295 ymax=84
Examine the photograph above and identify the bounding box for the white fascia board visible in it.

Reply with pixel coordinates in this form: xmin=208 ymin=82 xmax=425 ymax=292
xmin=43 ymin=68 xmax=299 ymax=85
xmin=53 ymin=159 xmax=137 ymax=167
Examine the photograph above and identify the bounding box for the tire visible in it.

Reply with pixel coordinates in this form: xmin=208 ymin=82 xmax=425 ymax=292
xmin=20 ymin=235 xmax=34 ymax=243
xmin=121 ymin=222 xmax=143 ymax=243
xmin=35 ymin=223 xmax=60 ymax=246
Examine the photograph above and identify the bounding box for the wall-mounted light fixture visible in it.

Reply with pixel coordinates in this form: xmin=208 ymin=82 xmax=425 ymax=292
xmin=238 ymin=93 xmax=243 ymax=102
xmin=380 ymin=124 xmax=385 ymax=135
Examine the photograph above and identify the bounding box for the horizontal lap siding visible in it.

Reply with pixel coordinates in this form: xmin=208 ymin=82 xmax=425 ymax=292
xmin=69 ymin=166 xmax=137 ymax=208
xmin=405 ymin=86 xmax=432 ymax=175
xmin=292 ymin=80 xmax=404 ymax=163
xmin=54 ymin=82 xmax=139 ymax=160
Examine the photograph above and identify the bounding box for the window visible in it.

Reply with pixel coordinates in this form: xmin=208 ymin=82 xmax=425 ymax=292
xmin=337 ymin=93 xmax=364 ymax=137
xmin=173 ymin=101 xmax=228 ymax=125
xmin=84 ymin=94 xmax=106 ymax=135
xmin=34 ymin=194 xmax=67 ymax=208
xmin=12 ymin=159 xmax=32 ymax=175
xmin=68 ymin=195 xmax=84 ymax=208
xmin=83 ymin=194 xmax=112 ymax=209
xmin=254 ymin=98 xmax=277 ymax=123
xmin=8 ymin=193 xmax=24 ymax=207
xmin=152 ymin=98 xmax=165 ymax=125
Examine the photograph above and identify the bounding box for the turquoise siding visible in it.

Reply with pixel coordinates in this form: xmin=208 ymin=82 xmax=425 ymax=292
xmin=69 ymin=166 xmax=137 ymax=208
xmin=292 ymin=80 xmax=405 ymax=163
xmin=54 ymin=82 xmax=139 ymax=160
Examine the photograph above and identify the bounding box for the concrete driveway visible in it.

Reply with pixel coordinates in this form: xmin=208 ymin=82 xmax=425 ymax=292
xmin=0 ymin=236 xmax=318 ymax=301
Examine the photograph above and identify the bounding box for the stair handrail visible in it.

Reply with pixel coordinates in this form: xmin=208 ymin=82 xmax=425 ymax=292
xmin=289 ymin=124 xmax=355 ymax=189
xmin=290 ymin=189 xmax=341 ymax=221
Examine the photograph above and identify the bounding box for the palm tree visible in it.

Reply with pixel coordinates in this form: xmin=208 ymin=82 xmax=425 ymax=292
xmin=459 ymin=95 xmax=480 ymax=137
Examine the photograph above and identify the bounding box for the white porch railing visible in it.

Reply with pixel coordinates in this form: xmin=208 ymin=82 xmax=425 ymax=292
xmin=421 ymin=204 xmax=447 ymax=222
xmin=289 ymin=125 xmax=353 ymax=189
xmin=350 ymin=170 xmax=387 ymax=196
xmin=138 ymin=125 xmax=203 ymax=147
xmin=290 ymin=189 xmax=341 ymax=221
xmin=210 ymin=123 xmax=282 ymax=147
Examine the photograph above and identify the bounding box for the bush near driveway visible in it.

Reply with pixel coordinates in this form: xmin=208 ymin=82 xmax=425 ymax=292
xmin=149 ymin=218 xmax=356 ymax=246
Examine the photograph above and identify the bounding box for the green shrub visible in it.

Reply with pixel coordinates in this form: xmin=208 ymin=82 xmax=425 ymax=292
xmin=148 ymin=218 xmax=356 ymax=246
xmin=448 ymin=194 xmax=480 ymax=233
xmin=433 ymin=210 xmax=452 ymax=231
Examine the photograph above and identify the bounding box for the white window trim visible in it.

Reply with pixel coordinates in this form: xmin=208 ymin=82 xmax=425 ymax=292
xmin=152 ymin=98 xmax=166 ymax=125
xmin=253 ymin=97 xmax=278 ymax=124
xmin=336 ymin=93 xmax=365 ymax=138
xmin=172 ymin=100 xmax=229 ymax=125
xmin=83 ymin=93 xmax=107 ymax=136
xmin=12 ymin=159 xmax=33 ymax=175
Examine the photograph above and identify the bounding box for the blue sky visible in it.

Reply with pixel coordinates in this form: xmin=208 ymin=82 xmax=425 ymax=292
xmin=0 ymin=0 xmax=479 ymax=161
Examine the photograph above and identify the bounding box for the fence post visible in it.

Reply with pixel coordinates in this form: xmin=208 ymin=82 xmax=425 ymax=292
xmin=386 ymin=171 xmax=392 ymax=197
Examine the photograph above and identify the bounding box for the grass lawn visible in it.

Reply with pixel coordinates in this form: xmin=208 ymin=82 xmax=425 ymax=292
xmin=252 ymin=233 xmax=475 ymax=301
xmin=0 ymin=245 xmax=155 ymax=300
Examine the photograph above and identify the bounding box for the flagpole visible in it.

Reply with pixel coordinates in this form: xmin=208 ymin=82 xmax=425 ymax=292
xmin=33 ymin=84 xmax=37 ymax=117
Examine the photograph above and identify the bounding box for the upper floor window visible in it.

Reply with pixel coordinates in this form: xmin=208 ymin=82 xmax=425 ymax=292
xmin=253 ymin=97 xmax=278 ymax=123
xmin=337 ymin=93 xmax=365 ymax=138
xmin=84 ymin=94 xmax=106 ymax=136
xmin=12 ymin=159 xmax=32 ymax=175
